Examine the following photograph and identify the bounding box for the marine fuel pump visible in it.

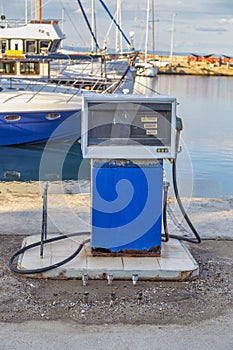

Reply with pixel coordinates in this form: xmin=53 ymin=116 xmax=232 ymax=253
xmin=9 ymin=93 xmax=200 ymax=276
xmin=81 ymin=94 xmax=189 ymax=256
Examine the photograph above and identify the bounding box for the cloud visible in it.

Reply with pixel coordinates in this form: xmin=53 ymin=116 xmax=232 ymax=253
xmin=218 ymin=18 xmax=233 ymax=24
xmin=195 ymin=26 xmax=227 ymax=33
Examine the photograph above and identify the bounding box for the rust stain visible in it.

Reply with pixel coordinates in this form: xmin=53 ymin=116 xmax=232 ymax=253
xmin=92 ymin=246 xmax=161 ymax=257
xmin=58 ymin=269 xmax=68 ymax=279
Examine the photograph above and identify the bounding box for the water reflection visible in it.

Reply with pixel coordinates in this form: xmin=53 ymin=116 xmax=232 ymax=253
xmin=158 ymin=76 xmax=233 ymax=198
xmin=135 ymin=75 xmax=233 ymax=197
xmin=0 ymin=142 xmax=90 ymax=182
xmin=133 ymin=76 xmax=159 ymax=95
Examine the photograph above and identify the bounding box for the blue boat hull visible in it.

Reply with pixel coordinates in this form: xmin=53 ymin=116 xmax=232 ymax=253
xmin=0 ymin=110 xmax=81 ymax=146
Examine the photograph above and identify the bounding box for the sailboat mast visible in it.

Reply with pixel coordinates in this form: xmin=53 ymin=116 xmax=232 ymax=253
xmin=169 ymin=13 xmax=176 ymax=65
xmin=115 ymin=0 xmax=123 ymax=53
xmin=38 ymin=0 xmax=42 ymax=22
xmin=24 ymin=0 xmax=28 ymax=23
xmin=115 ymin=0 xmax=119 ymax=52
xmin=91 ymin=0 xmax=95 ymax=52
xmin=144 ymin=0 xmax=150 ymax=62
xmin=31 ymin=1 xmax=35 ymax=20
xmin=151 ymin=0 xmax=155 ymax=56
xmin=99 ymin=0 xmax=131 ymax=48
xmin=77 ymin=0 xmax=100 ymax=51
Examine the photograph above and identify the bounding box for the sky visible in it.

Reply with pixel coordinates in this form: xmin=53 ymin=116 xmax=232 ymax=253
xmin=0 ymin=0 xmax=233 ymax=56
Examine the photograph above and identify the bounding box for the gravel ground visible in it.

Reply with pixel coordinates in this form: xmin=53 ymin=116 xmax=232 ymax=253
xmin=1 ymin=235 xmax=232 ymax=325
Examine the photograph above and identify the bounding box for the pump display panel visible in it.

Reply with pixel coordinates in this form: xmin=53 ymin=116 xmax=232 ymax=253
xmin=81 ymin=95 xmax=177 ymax=159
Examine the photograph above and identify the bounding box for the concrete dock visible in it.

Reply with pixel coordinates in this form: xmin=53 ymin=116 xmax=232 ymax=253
xmin=2 ymin=180 xmax=232 ymax=281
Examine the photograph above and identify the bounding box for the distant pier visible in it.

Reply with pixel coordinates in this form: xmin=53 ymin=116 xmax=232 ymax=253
xmin=145 ymin=54 xmax=233 ymax=76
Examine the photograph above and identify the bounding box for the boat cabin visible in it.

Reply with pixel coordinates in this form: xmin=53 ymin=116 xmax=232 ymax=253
xmin=0 ymin=20 xmax=65 ymax=56
xmin=0 ymin=58 xmax=50 ymax=79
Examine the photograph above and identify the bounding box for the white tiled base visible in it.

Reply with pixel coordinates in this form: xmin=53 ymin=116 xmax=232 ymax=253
xmin=17 ymin=234 xmax=199 ymax=280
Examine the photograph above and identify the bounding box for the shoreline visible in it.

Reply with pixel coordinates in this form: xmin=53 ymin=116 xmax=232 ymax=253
xmin=1 ymin=179 xmax=232 ymax=197
xmin=148 ymin=54 xmax=233 ymax=76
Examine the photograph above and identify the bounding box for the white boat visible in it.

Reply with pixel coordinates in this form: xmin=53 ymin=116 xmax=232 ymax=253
xmin=0 ymin=87 xmax=84 ymax=146
xmin=0 ymin=1 xmax=136 ymax=146
xmin=0 ymin=1 xmax=135 ymax=93
xmin=135 ymin=0 xmax=158 ymax=78
xmin=135 ymin=61 xmax=158 ymax=77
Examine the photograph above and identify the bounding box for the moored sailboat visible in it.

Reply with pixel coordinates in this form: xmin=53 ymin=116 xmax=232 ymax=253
xmin=135 ymin=0 xmax=158 ymax=77
xmin=0 ymin=1 xmax=135 ymax=146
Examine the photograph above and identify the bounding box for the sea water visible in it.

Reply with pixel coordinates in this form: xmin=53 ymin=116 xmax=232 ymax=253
xmin=134 ymin=75 xmax=233 ymax=198
xmin=0 ymin=75 xmax=232 ymax=198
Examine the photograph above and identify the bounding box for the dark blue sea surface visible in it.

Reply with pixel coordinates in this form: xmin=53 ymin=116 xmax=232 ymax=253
xmin=0 ymin=75 xmax=232 ymax=198
xmin=0 ymin=142 xmax=89 ymax=182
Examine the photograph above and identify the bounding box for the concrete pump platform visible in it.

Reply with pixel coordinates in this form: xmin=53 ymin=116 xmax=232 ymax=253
xmin=17 ymin=234 xmax=199 ymax=281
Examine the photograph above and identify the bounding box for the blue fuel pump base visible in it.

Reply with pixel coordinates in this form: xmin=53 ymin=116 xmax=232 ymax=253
xmin=91 ymin=160 xmax=163 ymax=255
xmin=8 ymin=160 xmax=201 ymax=275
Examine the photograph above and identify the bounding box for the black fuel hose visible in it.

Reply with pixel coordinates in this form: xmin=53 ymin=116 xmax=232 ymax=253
xmin=8 ymin=232 xmax=90 ymax=274
xmin=168 ymin=159 xmax=201 ymax=243
xmin=162 ymin=181 xmax=169 ymax=242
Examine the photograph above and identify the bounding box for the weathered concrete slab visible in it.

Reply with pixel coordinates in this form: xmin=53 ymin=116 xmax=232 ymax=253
xmin=17 ymin=235 xmax=199 ymax=281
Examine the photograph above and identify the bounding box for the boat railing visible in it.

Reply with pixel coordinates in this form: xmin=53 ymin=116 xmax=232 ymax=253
xmin=0 ymin=78 xmax=81 ymax=104
xmin=0 ymin=19 xmax=26 ymax=28
xmin=2 ymin=91 xmax=28 ymax=104
xmin=0 ymin=19 xmax=59 ymax=29
xmin=1 ymin=76 xmax=82 ymax=93
xmin=0 ymin=57 xmax=133 ymax=103
xmin=25 ymin=82 xmax=60 ymax=104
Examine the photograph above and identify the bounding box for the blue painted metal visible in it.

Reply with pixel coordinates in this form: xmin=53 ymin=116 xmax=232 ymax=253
xmin=0 ymin=110 xmax=81 ymax=146
xmin=91 ymin=160 xmax=163 ymax=252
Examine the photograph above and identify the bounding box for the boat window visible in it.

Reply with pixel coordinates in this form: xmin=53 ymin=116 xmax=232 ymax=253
xmin=50 ymin=40 xmax=60 ymax=53
xmin=25 ymin=40 xmax=37 ymax=54
xmin=39 ymin=40 xmax=51 ymax=54
xmin=4 ymin=115 xmax=21 ymax=122
xmin=0 ymin=61 xmax=16 ymax=74
xmin=46 ymin=113 xmax=61 ymax=120
xmin=20 ymin=62 xmax=39 ymax=75
xmin=0 ymin=40 xmax=7 ymax=53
